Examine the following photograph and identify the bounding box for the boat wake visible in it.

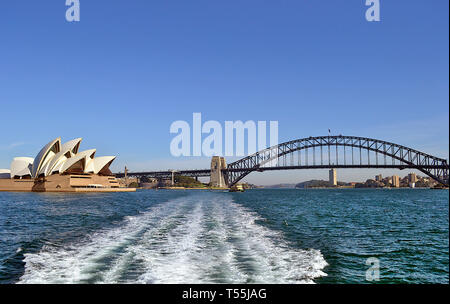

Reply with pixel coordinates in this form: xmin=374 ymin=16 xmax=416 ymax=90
xmin=18 ymin=192 xmax=327 ymax=284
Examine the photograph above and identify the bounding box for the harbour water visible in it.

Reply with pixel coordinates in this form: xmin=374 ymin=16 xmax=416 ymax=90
xmin=0 ymin=189 xmax=448 ymax=284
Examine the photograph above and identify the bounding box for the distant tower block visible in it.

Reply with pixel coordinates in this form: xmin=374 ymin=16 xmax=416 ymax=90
xmin=329 ymin=168 xmax=337 ymax=186
xmin=211 ymin=156 xmax=227 ymax=188
xmin=392 ymin=175 xmax=400 ymax=187
xmin=408 ymin=173 xmax=417 ymax=188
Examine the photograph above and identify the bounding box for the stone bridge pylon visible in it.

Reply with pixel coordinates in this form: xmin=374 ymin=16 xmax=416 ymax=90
xmin=210 ymin=156 xmax=227 ymax=188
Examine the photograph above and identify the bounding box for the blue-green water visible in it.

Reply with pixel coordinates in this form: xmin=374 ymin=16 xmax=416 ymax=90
xmin=0 ymin=189 xmax=448 ymax=284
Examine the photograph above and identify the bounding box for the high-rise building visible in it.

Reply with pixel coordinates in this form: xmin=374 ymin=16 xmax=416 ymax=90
xmin=408 ymin=173 xmax=417 ymax=183
xmin=329 ymin=168 xmax=337 ymax=186
xmin=375 ymin=174 xmax=382 ymax=182
xmin=392 ymin=175 xmax=400 ymax=188
xmin=408 ymin=173 xmax=417 ymax=188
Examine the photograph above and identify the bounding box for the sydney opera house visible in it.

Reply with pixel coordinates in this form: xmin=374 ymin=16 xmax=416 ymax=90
xmin=0 ymin=137 xmax=134 ymax=192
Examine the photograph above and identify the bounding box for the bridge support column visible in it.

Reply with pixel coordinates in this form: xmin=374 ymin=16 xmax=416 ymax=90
xmin=210 ymin=156 xmax=227 ymax=188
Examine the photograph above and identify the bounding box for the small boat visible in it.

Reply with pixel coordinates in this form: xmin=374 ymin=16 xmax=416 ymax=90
xmin=230 ymin=184 xmax=245 ymax=192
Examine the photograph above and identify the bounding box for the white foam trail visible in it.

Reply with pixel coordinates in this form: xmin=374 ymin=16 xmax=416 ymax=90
xmin=220 ymin=200 xmax=328 ymax=283
xmin=135 ymin=201 xmax=206 ymax=283
xmin=18 ymin=198 xmax=190 ymax=284
xmin=18 ymin=193 xmax=327 ymax=284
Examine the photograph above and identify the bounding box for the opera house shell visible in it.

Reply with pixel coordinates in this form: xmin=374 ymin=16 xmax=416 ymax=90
xmin=0 ymin=137 xmax=135 ymax=192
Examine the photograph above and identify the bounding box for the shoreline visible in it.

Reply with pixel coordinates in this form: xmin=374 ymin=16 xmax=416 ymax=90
xmin=154 ymin=187 xmax=229 ymax=190
xmin=136 ymin=186 xmax=448 ymax=191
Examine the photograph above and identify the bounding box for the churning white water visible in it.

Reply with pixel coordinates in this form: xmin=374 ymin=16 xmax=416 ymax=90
xmin=18 ymin=193 xmax=327 ymax=284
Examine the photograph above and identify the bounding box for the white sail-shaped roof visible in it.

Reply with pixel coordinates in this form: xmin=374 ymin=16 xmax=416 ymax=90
xmin=32 ymin=137 xmax=61 ymax=178
xmin=85 ymin=157 xmax=95 ymax=173
xmin=92 ymin=156 xmax=116 ymax=175
xmin=38 ymin=157 xmax=54 ymax=176
xmin=44 ymin=138 xmax=82 ymax=176
xmin=10 ymin=157 xmax=34 ymax=178
xmin=45 ymin=152 xmax=70 ymax=176
xmin=60 ymin=149 xmax=96 ymax=174
xmin=4 ymin=137 xmax=116 ymax=178
xmin=61 ymin=138 xmax=82 ymax=155
xmin=52 ymin=161 xmax=66 ymax=175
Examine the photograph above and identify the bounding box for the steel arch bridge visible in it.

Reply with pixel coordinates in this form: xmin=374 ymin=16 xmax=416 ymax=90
xmin=117 ymin=135 xmax=449 ymax=187
xmin=225 ymin=135 xmax=449 ymax=187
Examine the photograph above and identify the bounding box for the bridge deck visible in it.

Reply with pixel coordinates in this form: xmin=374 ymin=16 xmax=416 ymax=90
xmin=117 ymin=164 xmax=447 ymax=178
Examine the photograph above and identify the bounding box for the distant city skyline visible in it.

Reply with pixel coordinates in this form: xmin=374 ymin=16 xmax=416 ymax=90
xmin=0 ymin=1 xmax=448 ymax=185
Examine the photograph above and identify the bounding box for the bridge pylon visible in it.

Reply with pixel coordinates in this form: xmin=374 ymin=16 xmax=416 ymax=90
xmin=210 ymin=156 xmax=227 ymax=188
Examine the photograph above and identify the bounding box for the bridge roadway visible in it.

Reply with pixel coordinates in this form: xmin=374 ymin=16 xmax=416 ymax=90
xmin=115 ymin=169 xmax=211 ymax=179
xmin=115 ymin=165 xmax=447 ymax=179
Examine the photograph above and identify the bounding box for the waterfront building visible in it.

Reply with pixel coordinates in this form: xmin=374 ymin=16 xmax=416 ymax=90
xmin=386 ymin=177 xmax=393 ymax=186
xmin=408 ymin=173 xmax=417 ymax=188
xmin=392 ymin=175 xmax=400 ymax=188
xmin=408 ymin=173 xmax=417 ymax=183
xmin=329 ymin=168 xmax=337 ymax=186
xmin=375 ymin=174 xmax=382 ymax=182
xmin=0 ymin=137 xmax=134 ymax=192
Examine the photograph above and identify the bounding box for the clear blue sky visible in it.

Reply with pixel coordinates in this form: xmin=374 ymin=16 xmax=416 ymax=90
xmin=0 ymin=1 xmax=448 ymax=184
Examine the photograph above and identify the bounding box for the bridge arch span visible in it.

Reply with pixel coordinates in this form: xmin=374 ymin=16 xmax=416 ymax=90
xmin=225 ymin=135 xmax=449 ymax=187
